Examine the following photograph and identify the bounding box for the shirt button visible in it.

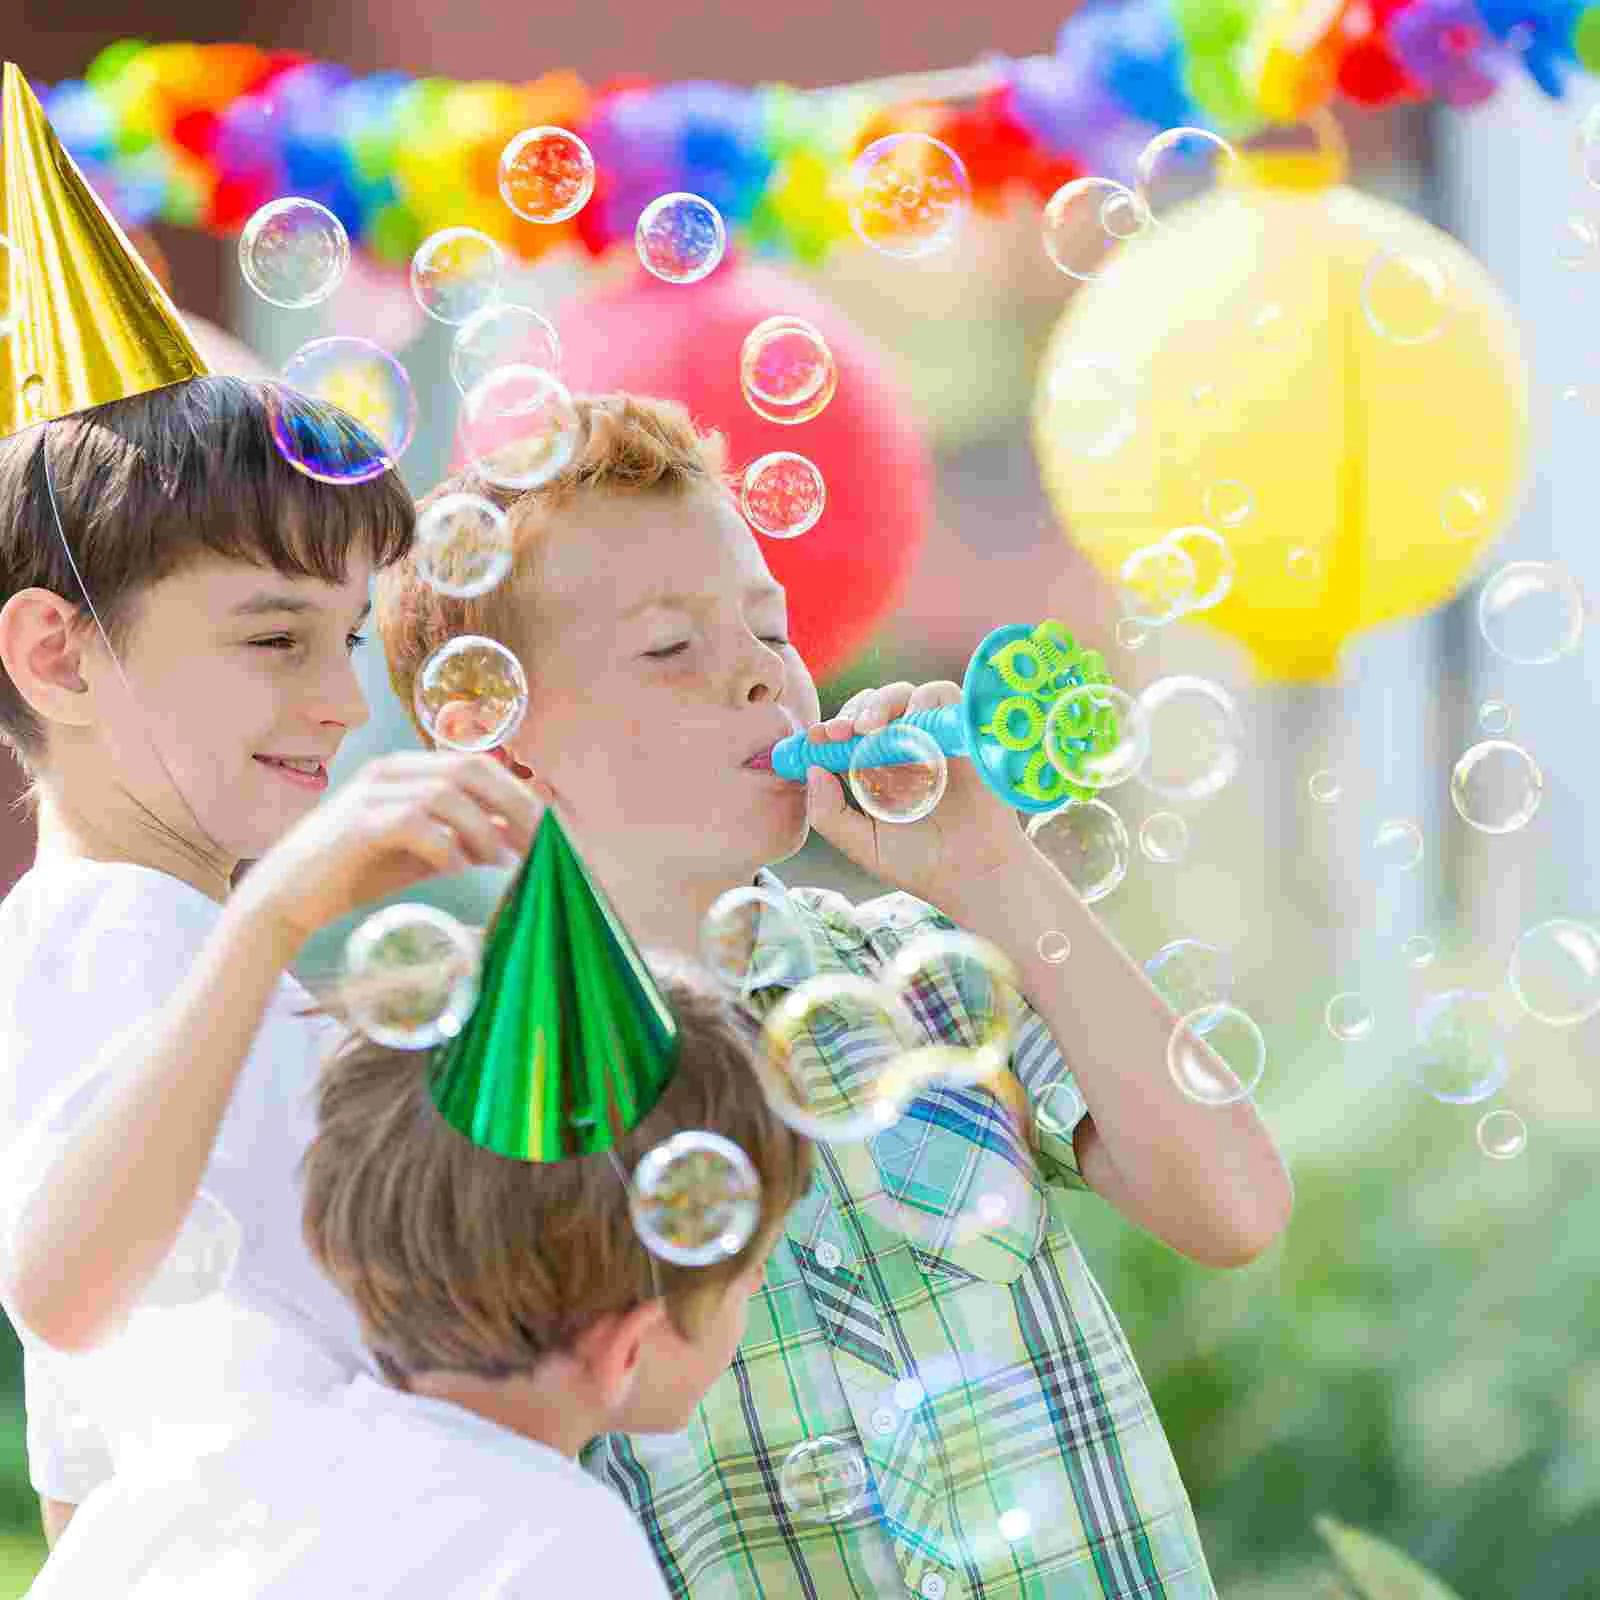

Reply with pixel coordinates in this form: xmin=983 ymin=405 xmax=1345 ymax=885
xmin=920 ymin=1576 xmax=947 ymax=1600
xmin=815 ymin=1242 xmax=843 ymax=1271
xmin=870 ymin=1407 xmax=896 ymax=1436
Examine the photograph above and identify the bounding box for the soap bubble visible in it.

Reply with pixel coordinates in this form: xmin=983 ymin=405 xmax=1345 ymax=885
xmin=413 ymin=636 xmax=529 ymax=753
xmin=1253 ymin=302 xmax=1289 ymax=346
xmin=1308 ymin=769 xmax=1342 ymax=804
xmin=629 ymin=1131 xmax=761 ymax=1267
xmin=1478 ymin=561 xmax=1585 ymax=665
xmin=760 ymin=974 xmax=925 ymax=1142
xmin=1042 ymin=360 xmax=1138 ymax=458
xmin=1508 ymin=919 xmax=1600 ymax=1026
xmin=1441 ymin=485 xmax=1489 ymax=540
xmin=866 ymin=1168 xmax=1014 ymax=1254
xmin=1044 ymin=684 xmax=1148 ymax=792
xmin=1477 ymin=1108 xmax=1528 ymax=1160
xmin=1410 ymin=990 xmax=1508 ymax=1105
xmin=410 ymin=227 xmax=505 ymax=325
xmin=779 ymin=1437 xmax=871 ymax=1522
xmin=415 ymin=492 xmax=513 ymax=599
xmin=498 ymin=126 xmax=595 ymax=224
xmin=739 ymin=315 xmax=837 ymax=425
xmin=1163 ymin=526 xmax=1236 ymax=614
xmin=343 ymin=903 xmax=481 ymax=1050
xmin=700 ymin=886 xmax=810 ymax=992
xmin=1135 ymin=677 xmax=1242 ymax=805
xmin=1025 ymin=799 xmax=1130 ymax=904
xmin=1119 ymin=541 xmax=1196 ymax=627
xmin=1371 ymin=818 xmax=1424 ymax=873
xmin=20 ymin=374 xmax=44 ymax=416
xmin=882 ymin=931 xmax=1021 ymax=1089
xmin=1361 ymin=250 xmax=1448 ymax=345
xmin=636 ymin=193 xmax=726 ymax=284
xmin=848 ymin=723 xmax=948 ymax=824
xmin=1134 ymin=127 xmax=1238 ymax=223
xmin=140 ymin=1190 xmax=243 ymax=1310
xmin=1139 ymin=811 xmax=1189 ymax=864
xmin=1041 ymin=176 xmax=1144 ymax=280
xmin=1555 ymin=213 xmax=1600 ymax=271
xmin=1402 ymin=934 xmax=1437 ymax=969
xmin=740 ymin=452 xmax=826 ymax=539
xmin=1286 ymin=547 xmax=1321 ymax=582
xmin=460 ymin=365 xmax=582 ymax=491
xmin=1478 ymin=699 xmax=1513 ymax=735
xmin=1203 ymin=480 xmax=1253 ymax=528
xmin=272 ymin=338 xmax=416 ymax=485
xmin=1325 ymin=991 xmax=1375 ymax=1042
xmin=1450 ymin=740 xmax=1544 ymax=835
xmin=1037 ymin=930 xmax=1072 ymax=964
xmin=449 ymin=304 xmax=561 ymax=397
xmin=1168 ymin=1005 xmax=1266 ymax=1106
xmin=1034 ymin=1079 xmax=1086 ymax=1144
xmin=847 ymin=133 xmax=970 ymax=259
xmin=1145 ymin=939 xmax=1233 ymax=1027
xmin=1115 ymin=618 xmax=1149 ymax=651
xmin=238 ymin=198 xmax=350 ymax=309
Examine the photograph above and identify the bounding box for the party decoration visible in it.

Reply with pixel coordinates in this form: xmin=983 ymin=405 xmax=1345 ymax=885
xmin=1035 ymin=145 xmax=1530 ymax=681
xmin=1 ymin=62 xmax=207 ymax=438
xmin=553 ymin=257 xmax=930 ymax=681
xmin=428 ymin=808 xmax=680 ymax=1161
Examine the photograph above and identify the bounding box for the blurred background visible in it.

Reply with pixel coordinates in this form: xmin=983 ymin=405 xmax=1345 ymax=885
xmin=2 ymin=3 xmax=1598 ymax=1596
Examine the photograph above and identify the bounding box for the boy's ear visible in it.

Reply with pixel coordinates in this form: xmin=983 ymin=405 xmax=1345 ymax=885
xmin=0 ymin=589 xmax=92 ymax=724
xmin=570 ymin=1300 xmax=671 ymax=1412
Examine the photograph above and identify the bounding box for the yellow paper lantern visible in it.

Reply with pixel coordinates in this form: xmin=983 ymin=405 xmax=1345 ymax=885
xmin=1033 ymin=146 xmax=1531 ymax=682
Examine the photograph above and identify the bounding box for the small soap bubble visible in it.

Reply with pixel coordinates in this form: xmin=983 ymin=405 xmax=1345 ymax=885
xmin=1145 ymin=939 xmax=1233 ymax=1027
xmin=238 ymin=197 xmax=350 ymax=309
xmin=1478 ymin=699 xmax=1513 ymax=735
xmin=1361 ymin=251 xmax=1448 ymax=344
xmin=449 ymin=304 xmax=561 ymax=397
xmin=1371 ymin=818 xmax=1424 ymax=873
xmin=273 ymin=338 xmax=416 ymax=485
xmin=1477 ymin=1108 xmax=1528 ymax=1161
xmin=410 ymin=227 xmax=505 ymax=325
xmin=739 ymin=316 xmax=838 ymax=425
xmin=883 ymin=931 xmax=1020 ymax=1088
xmin=1409 ymin=990 xmax=1507 ymax=1104
xmin=1135 ymin=676 xmax=1242 ymax=805
xmin=1043 ymin=360 xmax=1138 ymax=459
xmin=20 ymin=373 xmax=45 ymax=415
xmin=1139 ymin=811 xmax=1189 ymax=864
xmin=848 ymin=723 xmax=948 ymax=824
xmin=1119 ymin=541 xmax=1197 ymax=627
xmin=1041 ymin=176 xmax=1144 ymax=280
xmin=629 ymin=1131 xmax=761 ymax=1267
xmin=999 ymin=1509 xmax=1034 ymax=1543
xmin=1034 ymin=1079 xmax=1086 ymax=1141
xmin=415 ymin=492 xmax=513 ymax=599
xmin=498 ymin=126 xmax=596 ymax=224
xmin=1308 ymin=769 xmax=1342 ymax=804
xmin=700 ymin=886 xmax=809 ymax=992
xmin=1163 ymin=526 xmax=1235 ymax=614
xmin=1203 ymin=481 xmax=1253 ymax=528
xmin=1037 ymin=930 xmax=1072 ymax=964
xmin=1478 ymin=561 xmax=1585 ymax=665
xmin=1253 ymin=302 xmax=1289 ymax=346
xmin=413 ymin=636 xmax=529 ymax=753
xmin=1286 ymin=546 xmax=1321 ymax=582
xmin=1508 ymin=918 xmax=1600 ymax=1026
xmin=779 ymin=1437 xmax=871 ymax=1523
xmin=1555 ymin=213 xmax=1600 ymax=271
xmin=460 ymin=365 xmax=582 ymax=492
xmin=893 ymin=1378 xmax=926 ymax=1411
xmin=1450 ymin=740 xmax=1544 ymax=835
xmin=1134 ymin=127 xmax=1238 ymax=223
xmin=636 ymin=193 xmax=727 ymax=284
xmin=343 ymin=903 xmax=481 ymax=1050
xmin=1441 ymin=485 xmax=1488 ymax=540
xmin=1325 ymin=991 xmax=1375 ymax=1042
xmin=1045 ymin=684 xmax=1148 ymax=793
xmin=1402 ymin=934 xmax=1438 ymax=969
xmin=761 ymin=974 xmax=925 ymax=1142
xmin=847 ymin=133 xmax=970 ymax=260
xmin=140 ymin=1191 xmax=243 ymax=1310
xmin=740 ymin=452 xmax=826 ymax=539
xmin=1115 ymin=617 xmax=1149 ymax=651
xmin=1168 ymin=1004 xmax=1266 ymax=1106
xmin=1025 ymin=799 xmax=1130 ymax=905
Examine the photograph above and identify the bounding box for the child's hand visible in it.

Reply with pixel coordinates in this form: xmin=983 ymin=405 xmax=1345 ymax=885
xmin=234 ymin=751 xmax=552 ymax=950
xmin=802 ymin=681 xmax=1030 ymax=915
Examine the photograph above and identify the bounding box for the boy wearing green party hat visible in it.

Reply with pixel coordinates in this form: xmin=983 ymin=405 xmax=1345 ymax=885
xmin=378 ymin=394 xmax=1295 ymax=1598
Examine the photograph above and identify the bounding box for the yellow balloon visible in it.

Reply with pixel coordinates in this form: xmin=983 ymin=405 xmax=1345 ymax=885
xmin=1033 ymin=150 xmax=1531 ymax=682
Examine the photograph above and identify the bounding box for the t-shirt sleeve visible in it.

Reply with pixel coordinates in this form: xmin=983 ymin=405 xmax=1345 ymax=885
xmin=22 ymin=1345 xmax=115 ymax=1504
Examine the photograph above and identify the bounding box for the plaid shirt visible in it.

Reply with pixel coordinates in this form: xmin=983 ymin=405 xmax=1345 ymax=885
xmin=584 ymin=871 xmax=1217 ymax=1599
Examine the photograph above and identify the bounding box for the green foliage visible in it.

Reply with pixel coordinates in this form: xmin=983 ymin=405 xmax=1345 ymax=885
xmin=1316 ymin=1516 xmax=1466 ymax=1600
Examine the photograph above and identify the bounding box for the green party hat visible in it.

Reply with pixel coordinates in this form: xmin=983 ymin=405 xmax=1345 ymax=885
xmin=428 ymin=809 xmax=680 ymax=1161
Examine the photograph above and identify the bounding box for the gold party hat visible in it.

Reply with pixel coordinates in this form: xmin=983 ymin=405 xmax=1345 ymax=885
xmin=1 ymin=62 xmax=208 ymax=439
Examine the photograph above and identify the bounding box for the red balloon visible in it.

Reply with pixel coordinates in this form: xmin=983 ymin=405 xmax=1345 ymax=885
xmin=549 ymin=255 xmax=931 ymax=683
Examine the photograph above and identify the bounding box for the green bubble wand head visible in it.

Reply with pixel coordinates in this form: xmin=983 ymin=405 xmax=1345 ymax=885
xmin=766 ymin=619 xmax=1121 ymax=812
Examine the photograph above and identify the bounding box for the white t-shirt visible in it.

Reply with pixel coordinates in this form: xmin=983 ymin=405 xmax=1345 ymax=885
xmin=0 ymin=858 xmax=377 ymax=1502
xmin=25 ymin=1373 xmax=670 ymax=1598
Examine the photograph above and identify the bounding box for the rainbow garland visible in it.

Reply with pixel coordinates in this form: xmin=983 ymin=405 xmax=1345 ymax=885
xmin=29 ymin=1 xmax=1600 ymax=272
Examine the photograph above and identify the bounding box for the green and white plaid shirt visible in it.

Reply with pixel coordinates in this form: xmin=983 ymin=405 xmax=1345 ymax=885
xmin=584 ymin=871 xmax=1217 ymax=1599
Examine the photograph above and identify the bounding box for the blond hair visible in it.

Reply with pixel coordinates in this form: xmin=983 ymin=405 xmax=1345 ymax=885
xmin=300 ymin=953 xmax=811 ymax=1389
xmin=375 ymin=392 xmax=728 ymax=747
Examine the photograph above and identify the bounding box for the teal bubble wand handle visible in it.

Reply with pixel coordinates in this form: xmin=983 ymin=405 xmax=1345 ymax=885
xmin=770 ymin=706 xmax=966 ymax=780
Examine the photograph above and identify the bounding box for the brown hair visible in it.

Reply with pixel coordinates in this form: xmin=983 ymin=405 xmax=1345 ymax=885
xmin=300 ymin=952 xmax=811 ymax=1389
xmin=0 ymin=375 xmax=415 ymax=793
xmin=376 ymin=392 xmax=728 ymax=746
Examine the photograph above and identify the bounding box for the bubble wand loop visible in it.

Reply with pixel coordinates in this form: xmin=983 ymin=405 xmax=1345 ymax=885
xmin=768 ymin=619 xmax=1122 ymax=813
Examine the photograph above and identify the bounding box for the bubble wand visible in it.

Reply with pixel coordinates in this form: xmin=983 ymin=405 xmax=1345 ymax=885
xmin=765 ymin=619 xmax=1121 ymax=812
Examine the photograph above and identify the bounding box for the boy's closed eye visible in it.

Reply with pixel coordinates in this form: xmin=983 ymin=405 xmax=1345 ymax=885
xmin=250 ymin=633 xmax=370 ymax=654
xmin=643 ymin=637 xmax=790 ymax=660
